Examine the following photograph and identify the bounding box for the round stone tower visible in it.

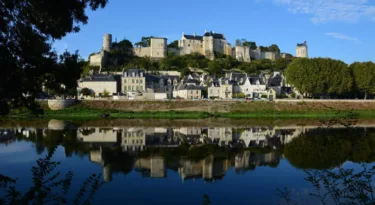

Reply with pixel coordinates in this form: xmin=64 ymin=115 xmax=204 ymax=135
xmin=103 ymin=34 xmax=112 ymax=52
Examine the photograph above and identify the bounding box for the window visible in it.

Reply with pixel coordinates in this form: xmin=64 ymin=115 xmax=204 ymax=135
xmin=124 ymin=86 xmax=127 ymax=91
xmin=132 ymin=79 xmax=134 ymax=83
xmin=136 ymin=80 xmax=138 ymax=83
xmin=128 ymin=86 xmax=131 ymax=90
xmin=196 ymin=91 xmax=198 ymax=94
xmin=191 ymin=90 xmax=193 ymax=94
xmin=140 ymin=80 xmax=143 ymax=83
xmin=124 ymin=79 xmax=126 ymax=83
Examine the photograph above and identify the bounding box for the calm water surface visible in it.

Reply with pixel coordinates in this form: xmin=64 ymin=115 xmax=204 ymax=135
xmin=1 ymin=119 xmax=374 ymax=204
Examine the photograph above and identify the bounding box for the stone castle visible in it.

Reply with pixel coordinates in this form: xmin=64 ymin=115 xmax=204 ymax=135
xmin=89 ymin=31 xmax=308 ymax=67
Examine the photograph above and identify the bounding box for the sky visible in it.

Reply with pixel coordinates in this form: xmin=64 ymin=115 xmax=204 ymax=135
xmin=53 ymin=0 xmax=375 ymax=64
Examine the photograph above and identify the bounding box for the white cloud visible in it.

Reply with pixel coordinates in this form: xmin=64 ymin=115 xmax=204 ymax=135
xmin=272 ymin=0 xmax=375 ymax=23
xmin=326 ymin=32 xmax=360 ymax=42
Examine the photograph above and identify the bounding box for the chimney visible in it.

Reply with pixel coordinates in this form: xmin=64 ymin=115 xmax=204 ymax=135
xmin=182 ymin=32 xmax=184 ymax=37
xmin=194 ymin=32 xmax=196 ymax=37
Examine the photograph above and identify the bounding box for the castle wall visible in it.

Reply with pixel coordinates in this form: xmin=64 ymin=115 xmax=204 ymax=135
xmin=133 ymin=47 xmax=151 ymax=58
xmin=89 ymin=52 xmax=104 ymax=67
xmin=179 ymin=39 xmax=204 ymax=55
xmin=296 ymin=46 xmax=308 ymax=58
xmin=151 ymin=38 xmax=167 ymax=58
xmin=235 ymin=46 xmax=251 ymax=62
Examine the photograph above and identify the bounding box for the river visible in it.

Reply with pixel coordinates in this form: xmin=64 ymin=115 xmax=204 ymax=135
xmin=1 ymin=118 xmax=375 ymax=204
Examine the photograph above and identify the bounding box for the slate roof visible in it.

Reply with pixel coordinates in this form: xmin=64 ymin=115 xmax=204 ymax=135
xmin=81 ymin=74 xmax=116 ymax=82
xmin=203 ymin=31 xmax=225 ymax=39
xmin=297 ymin=41 xmax=307 ymax=47
xmin=184 ymin=35 xmax=203 ymax=41
xmin=268 ymin=74 xmax=282 ymax=87
xmin=248 ymin=76 xmax=266 ymax=85
xmin=124 ymin=68 xmax=145 ymax=76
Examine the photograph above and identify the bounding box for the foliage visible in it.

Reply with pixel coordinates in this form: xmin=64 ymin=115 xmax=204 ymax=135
xmin=233 ymin=93 xmax=246 ymax=98
xmin=235 ymin=39 xmax=257 ymax=49
xmin=167 ymin=40 xmax=179 ymax=48
xmin=0 ymin=147 xmax=103 ymax=204
xmin=80 ymin=88 xmax=91 ymax=96
xmin=285 ymin=58 xmax=353 ymax=98
xmin=103 ymin=89 xmax=110 ymax=97
xmin=350 ymin=62 xmax=375 ymax=99
xmin=44 ymin=51 xmax=84 ymax=98
xmin=0 ymin=0 xmax=107 ymax=115
xmin=134 ymin=36 xmax=154 ymax=48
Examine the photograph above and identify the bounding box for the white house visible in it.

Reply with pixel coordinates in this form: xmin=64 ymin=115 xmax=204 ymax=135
xmin=78 ymin=74 xmax=117 ymax=96
xmin=237 ymin=76 xmax=267 ymax=98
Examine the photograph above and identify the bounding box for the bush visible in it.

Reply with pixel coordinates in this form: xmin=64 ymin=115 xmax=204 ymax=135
xmin=81 ymin=88 xmax=91 ymax=96
xmin=291 ymin=93 xmax=296 ymax=98
xmin=103 ymin=89 xmax=110 ymax=97
xmin=261 ymin=94 xmax=268 ymax=99
xmin=233 ymin=93 xmax=246 ymax=98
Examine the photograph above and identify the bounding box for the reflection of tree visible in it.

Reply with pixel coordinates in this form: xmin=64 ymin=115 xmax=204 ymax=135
xmin=279 ymin=164 xmax=375 ymax=205
xmin=0 ymin=147 xmax=102 ymax=204
xmin=284 ymin=129 xmax=375 ymax=169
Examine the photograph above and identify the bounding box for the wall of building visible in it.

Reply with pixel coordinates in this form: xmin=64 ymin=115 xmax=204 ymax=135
xmin=208 ymin=87 xmax=220 ymax=98
xmin=122 ymin=76 xmax=146 ymax=92
xmin=235 ymin=46 xmax=251 ymax=62
xmin=133 ymin=47 xmax=151 ymax=58
xmin=78 ymin=81 xmax=117 ymax=96
xmin=89 ymin=52 xmax=104 ymax=67
xmin=296 ymin=46 xmax=308 ymax=58
xmin=187 ymin=89 xmax=202 ymax=99
xmin=179 ymin=39 xmax=204 ymax=55
xmin=220 ymin=84 xmax=232 ymax=99
xmin=151 ymin=38 xmax=167 ymax=58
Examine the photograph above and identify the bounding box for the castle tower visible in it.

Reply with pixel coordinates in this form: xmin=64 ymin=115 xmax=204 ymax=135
xmin=103 ymin=34 xmax=112 ymax=52
xmin=150 ymin=37 xmax=167 ymax=59
xmin=296 ymin=41 xmax=308 ymax=58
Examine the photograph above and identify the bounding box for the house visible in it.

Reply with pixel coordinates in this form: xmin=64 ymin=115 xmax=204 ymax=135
xmin=145 ymin=75 xmax=179 ymax=99
xmin=207 ymin=78 xmax=233 ymax=99
xmin=78 ymin=74 xmax=117 ymax=96
xmin=235 ymin=76 xmax=267 ymax=98
xmin=173 ymin=76 xmax=203 ymax=99
xmin=267 ymin=71 xmax=293 ymax=96
xmin=122 ymin=69 xmax=146 ymax=93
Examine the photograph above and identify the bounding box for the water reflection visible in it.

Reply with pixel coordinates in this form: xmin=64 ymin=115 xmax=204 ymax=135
xmin=2 ymin=120 xmax=375 ymax=184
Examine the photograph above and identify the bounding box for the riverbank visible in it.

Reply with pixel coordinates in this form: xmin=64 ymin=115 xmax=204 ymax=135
xmin=4 ymin=100 xmax=375 ymax=120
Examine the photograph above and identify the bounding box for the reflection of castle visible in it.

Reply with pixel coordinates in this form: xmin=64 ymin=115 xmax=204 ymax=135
xmin=178 ymin=155 xmax=231 ymax=182
xmin=135 ymin=157 xmax=166 ymax=178
xmin=235 ymin=151 xmax=280 ymax=173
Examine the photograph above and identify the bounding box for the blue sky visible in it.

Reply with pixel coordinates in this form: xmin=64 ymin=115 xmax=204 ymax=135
xmin=53 ymin=0 xmax=375 ymax=64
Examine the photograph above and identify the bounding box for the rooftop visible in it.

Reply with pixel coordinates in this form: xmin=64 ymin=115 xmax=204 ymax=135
xmin=81 ymin=74 xmax=116 ymax=82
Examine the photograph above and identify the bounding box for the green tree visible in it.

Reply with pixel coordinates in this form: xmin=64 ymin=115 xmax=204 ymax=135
xmin=81 ymin=88 xmax=91 ymax=96
xmin=134 ymin=36 xmax=154 ymax=48
xmin=44 ymin=51 xmax=84 ymax=98
xmin=0 ymin=0 xmax=107 ymax=115
xmin=268 ymin=44 xmax=280 ymax=53
xmin=285 ymin=58 xmax=352 ymax=98
xmin=167 ymin=40 xmax=179 ymax=48
xmin=350 ymin=62 xmax=375 ymax=99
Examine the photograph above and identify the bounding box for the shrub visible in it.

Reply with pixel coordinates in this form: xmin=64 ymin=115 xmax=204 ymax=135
xmin=81 ymin=88 xmax=91 ymax=96
xmin=103 ymin=89 xmax=110 ymax=97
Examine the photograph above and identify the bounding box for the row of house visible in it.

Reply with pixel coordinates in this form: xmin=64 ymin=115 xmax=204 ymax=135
xmin=78 ymin=68 xmax=292 ymax=100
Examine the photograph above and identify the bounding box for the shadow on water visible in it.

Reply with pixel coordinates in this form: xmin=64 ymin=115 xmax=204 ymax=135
xmin=2 ymin=112 xmax=375 ymax=204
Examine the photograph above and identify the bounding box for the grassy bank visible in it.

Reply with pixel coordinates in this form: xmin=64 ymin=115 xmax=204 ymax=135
xmin=4 ymin=106 xmax=372 ymax=120
xmin=4 ymin=100 xmax=375 ymax=120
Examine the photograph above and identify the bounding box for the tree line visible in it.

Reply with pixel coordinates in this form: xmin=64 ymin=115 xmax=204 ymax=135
xmin=285 ymin=58 xmax=375 ymax=99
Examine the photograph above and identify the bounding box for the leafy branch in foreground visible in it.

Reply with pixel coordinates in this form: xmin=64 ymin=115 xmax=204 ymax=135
xmin=0 ymin=146 xmax=103 ymax=205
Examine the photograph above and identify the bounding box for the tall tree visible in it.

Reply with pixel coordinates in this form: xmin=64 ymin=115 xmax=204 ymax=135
xmin=134 ymin=36 xmax=154 ymax=48
xmin=167 ymin=40 xmax=179 ymax=49
xmin=285 ymin=58 xmax=352 ymax=98
xmin=0 ymin=0 xmax=107 ymax=115
xmin=351 ymin=62 xmax=375 ymax=99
